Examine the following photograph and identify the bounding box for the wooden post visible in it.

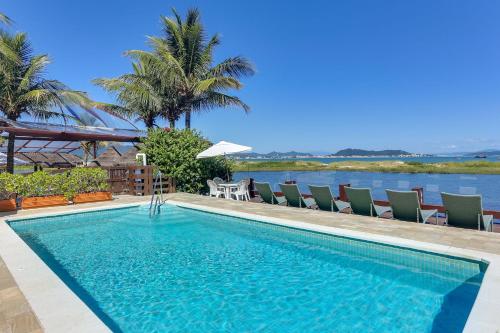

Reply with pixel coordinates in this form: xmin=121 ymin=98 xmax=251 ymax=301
xmin=412 ymin=187 xmax=424 ymax=204
xmin=339 ymin=184 xmax=350 ymax=201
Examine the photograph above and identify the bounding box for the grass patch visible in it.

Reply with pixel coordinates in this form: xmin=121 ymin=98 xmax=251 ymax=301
xmin=233 ymin=160 xmax=500 ymax=175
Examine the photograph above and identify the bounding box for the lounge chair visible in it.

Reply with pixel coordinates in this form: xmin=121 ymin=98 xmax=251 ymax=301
xmin=254 ymin=182 xmax=287 ymax=205
xmin=386 ymin=190 xmax=437 ymax=224
xmin=308 ymin=185 xmax=351 ymax=212
xmin=441 ymin=192 xmax=493 ymax=231
xmin=279 ymin=183 xmax=316 ymax=208
xmin=345 ymin=187 xmax=391 ymax=217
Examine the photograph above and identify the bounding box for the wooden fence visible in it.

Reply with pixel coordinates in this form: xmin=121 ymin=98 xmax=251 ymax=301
xmin=103 ymin=166 xmax=175 ymax=196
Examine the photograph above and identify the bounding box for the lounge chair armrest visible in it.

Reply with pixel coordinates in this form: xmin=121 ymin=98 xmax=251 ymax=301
xmin=303 ymin=197 xmax=316 ymax=208
xmin=373 ymin=204 xmax=391 ymax=217
xmin=334 ymin=200 xmax=351 ymax=212
xmin=419 ymin=209 xmax=438 ymax=224
xmin=483 ymin=214 xmax=494 ymax=232
xmin=275 ymin=195 xmax=287 ymax=205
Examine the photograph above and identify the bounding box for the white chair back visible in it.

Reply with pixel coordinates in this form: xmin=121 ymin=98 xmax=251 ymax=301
xmin=213 ymin=177 xmax=224 ymax=185
xmin=207 ymin=180 xmax=219 ymax=196
xmin=237 ymin=179 xmax=249 ymax=192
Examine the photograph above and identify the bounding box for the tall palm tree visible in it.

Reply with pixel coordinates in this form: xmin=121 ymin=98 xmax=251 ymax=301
xmin=156 ymin=8 xmax=255 ymax=128
xmin=94 ymin=58 xmax=182 ymax=129
xmin=0 ymin=31 xmax=93 ymax=173
xmin=97 ymin=8 xmax=254 ymax=129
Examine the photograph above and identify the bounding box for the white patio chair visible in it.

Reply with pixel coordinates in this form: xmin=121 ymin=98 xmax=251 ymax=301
xmin=207 ymin=180 xmax=224 ymax=198
xmin=231 ymin=179 xmax=250 ymax=201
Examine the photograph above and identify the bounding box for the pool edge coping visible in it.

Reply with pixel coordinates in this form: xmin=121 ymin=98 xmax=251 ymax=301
xmin=0 ymin=198 xmax=499 ymax=332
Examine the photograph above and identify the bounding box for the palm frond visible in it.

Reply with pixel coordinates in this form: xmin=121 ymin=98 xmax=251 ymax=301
xmin=17 ymin=55 xmax=50 ymax=92
xmin=0 ymin=12 xmax=12 ymax=26
xmin=195 ymin=77 xmax=242 ymax=93
xmin=210 ymin=56 xmax=255 ymax=78
xmin=192 ymin=91 xmax=250 ymax=113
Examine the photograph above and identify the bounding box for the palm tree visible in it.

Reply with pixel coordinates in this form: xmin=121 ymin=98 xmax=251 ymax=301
xmin=97 ymin=8 xmax=254 ymax=129
xmin=0 ymin=31 xmax=93 ymax=173
xmin=94 ymin=58 xmax=183 ymax=129
xmin=156 ymin=8 xmax=255 ymax=128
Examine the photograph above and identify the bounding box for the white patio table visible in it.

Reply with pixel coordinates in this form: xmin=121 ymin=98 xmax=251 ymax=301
xmin=218 ymin=183 xmax=239 ymax=200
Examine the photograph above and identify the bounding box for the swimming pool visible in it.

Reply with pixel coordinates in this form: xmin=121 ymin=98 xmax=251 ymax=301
xmin=9 ymin=204 xmax=485 ymax=333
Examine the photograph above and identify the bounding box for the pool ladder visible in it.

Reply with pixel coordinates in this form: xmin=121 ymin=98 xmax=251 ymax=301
xmin=149 ymin=170 xmax=165 ymax=217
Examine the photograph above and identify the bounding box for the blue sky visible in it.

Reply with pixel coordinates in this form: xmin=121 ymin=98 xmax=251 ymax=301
xmin=4 ymin=0 xmax=500 ymax=154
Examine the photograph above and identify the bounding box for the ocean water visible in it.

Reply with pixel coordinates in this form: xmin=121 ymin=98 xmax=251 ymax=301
xmin=10 ymin=205 xmax=484 ymax=333
xmin=234 ymin=170 xmax=500 ymax=211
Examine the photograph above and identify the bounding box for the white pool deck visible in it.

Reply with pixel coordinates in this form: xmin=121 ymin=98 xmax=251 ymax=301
xmin=1 ymin=193 xmax=500 ymax=332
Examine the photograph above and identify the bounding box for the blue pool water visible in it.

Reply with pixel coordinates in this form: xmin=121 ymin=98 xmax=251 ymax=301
xmin=10 ymin=205 xmax=485 ymax=333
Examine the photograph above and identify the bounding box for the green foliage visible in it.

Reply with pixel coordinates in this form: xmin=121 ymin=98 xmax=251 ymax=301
xmin=234 ymin=160 xmax=500 ymax=175
xmin=64 ymin=168 xmax=110 ymax=199
xmin=16 ymin=171 xmax=66 ymax=198
xmin=0 ymin=172 xmax=21 ymax=200
xmin=4 ymin=168 xmax=109 ymax=200
xmin=141 ymin=128 xmax=228 ymax=193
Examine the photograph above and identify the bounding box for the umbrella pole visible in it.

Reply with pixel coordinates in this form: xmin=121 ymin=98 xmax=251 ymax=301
xmin=225 ymin=154 xmax=230 ymax=182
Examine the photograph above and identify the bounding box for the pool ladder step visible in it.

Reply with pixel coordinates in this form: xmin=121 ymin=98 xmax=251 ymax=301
xmin=149 ymin=171 xmax=165 ymax=217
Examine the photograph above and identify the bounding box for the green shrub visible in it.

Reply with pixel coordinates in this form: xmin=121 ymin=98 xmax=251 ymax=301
xmin=405 ymin=161 xmax=423 ymax=166
xmin=0 ymin=173 xmax=22 ymax=200
xmin=13 ymin=168 xmax=110 ymax=199
xmin=17 ymin=171 xmax=66 ymax=198
xmin=141 ymin=129 xmax=228 ymax=193
xmin=64 ymin=168 xmax=110 ymax=200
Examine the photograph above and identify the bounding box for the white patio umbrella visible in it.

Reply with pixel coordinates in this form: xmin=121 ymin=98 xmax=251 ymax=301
xmin=0 ymin=152 xmax=28 ymax=166
xmin=196 ymin=141 xmax=252 ymax=181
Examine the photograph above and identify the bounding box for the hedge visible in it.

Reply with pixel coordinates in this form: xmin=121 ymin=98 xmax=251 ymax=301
xmin=0 ymin=168 xmax=110 ymax=200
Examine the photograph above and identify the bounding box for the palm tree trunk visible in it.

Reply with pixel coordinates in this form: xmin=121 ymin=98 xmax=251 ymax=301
xmin=6 ymin=132 xmax=15 ymax=174
xmin=169 ymin=118 xmax=175 ymax=129
xmin=185 ymin=111 xmax=191 ymax=129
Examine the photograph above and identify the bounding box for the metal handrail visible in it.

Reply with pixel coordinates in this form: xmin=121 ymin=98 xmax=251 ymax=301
xmin=149 ymin=170 xmax=165 ymax=216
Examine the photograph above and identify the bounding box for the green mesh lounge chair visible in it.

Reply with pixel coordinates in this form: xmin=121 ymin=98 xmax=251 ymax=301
xmin=308 ymin=185 xmax=351 ymax=212
xmin=254 ymin=182 xmax=287 ymax=205
xmin=441 ymin=192 xmax=493 ymax=231
xmin=279 ymin=183 xmax=316 ymax=208
xmin=345 ymin=187 xmax=391 ymax=217
xmin=386 ymin=190 xmax=437 ymax=224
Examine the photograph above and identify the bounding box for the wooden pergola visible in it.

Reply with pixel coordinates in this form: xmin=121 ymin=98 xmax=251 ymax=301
xmin=0 ymin=118 xmax=144 ymax=158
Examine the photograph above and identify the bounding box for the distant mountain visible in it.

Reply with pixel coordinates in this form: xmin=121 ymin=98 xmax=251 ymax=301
xmin=233 ymin=148 xmax=420 ymax=159
xmin=332 ymin=148 xmax=413 ymax=157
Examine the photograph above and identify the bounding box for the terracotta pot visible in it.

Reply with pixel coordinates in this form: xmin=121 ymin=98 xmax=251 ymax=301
xmin=73 ymin=191 xmax=112 ymax=204
xmin=0 ymin=199 xmax=16 ymax=212
xmin=21 ymin=195 xmax=68 ymax=209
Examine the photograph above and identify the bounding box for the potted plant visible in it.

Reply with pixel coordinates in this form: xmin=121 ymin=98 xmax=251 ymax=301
xmin=18 ymin=171 xmax=69 ymax=209
xmin=0 ymin=173 xmax=20 ymax=211
xmin=69 ymin=168 xmax=112 ymax=204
